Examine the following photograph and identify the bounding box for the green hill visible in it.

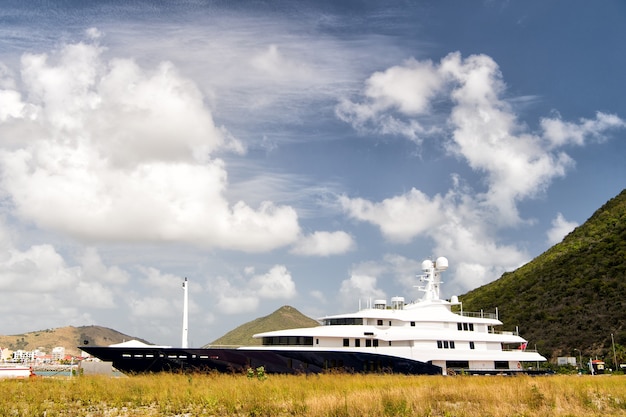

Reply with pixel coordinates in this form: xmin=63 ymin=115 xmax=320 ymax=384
xmin=460 ymin=189 xmax=626 ymax=364
xmin=206 ymin=305 xmax=319 ymax=347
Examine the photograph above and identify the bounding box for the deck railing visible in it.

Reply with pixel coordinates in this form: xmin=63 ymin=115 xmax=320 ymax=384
xmin=456 ymin=310 xmax=498 ymax=319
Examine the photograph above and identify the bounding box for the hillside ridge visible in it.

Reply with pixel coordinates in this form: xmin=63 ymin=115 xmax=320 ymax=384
xmin=460 ymin=188 xmax=626 ymax=363
xmin=206 ymin=305 xmax=319 ymax=347
xmin=0 ymin=325 xmax=149 ymax=357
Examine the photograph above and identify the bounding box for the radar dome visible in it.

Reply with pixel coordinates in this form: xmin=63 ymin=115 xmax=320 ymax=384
xmin=435 ymin=257 xmax=449 ymax=270
xmin=421 ymin=259 xmax=433 ymax=271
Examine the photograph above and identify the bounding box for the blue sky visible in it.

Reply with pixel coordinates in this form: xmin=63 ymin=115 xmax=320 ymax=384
xmin=0 ymin=0 xmax=624 ymax=347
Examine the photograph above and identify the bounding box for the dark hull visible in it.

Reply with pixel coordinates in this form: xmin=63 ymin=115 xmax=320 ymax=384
xmin=79 ymin=346 xmax=442 ymax=375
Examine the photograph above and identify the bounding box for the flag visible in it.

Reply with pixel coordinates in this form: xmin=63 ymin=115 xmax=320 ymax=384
xmin=518 ymin=342 xmax=528 ymax=351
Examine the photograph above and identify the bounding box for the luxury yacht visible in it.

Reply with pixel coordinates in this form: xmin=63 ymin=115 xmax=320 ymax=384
xmin=80 ymin=257 xmax=547 ymax=375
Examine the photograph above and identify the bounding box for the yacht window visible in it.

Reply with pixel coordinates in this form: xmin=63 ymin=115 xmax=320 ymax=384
xmin=410 ymin=321 xmax=415 ymax=327
xmin=450 ymin=341 xmax=455 ymax=349
xmin=389 ymin=321 xmax=392 ymax=326
xmin=343 ymin=338 xmax=349 ymax=347
xmin=324 ymin=318 xmax=364 ymax=326
xmin=355 ymin=339 xmax=360 ymax=347
xmin=437 ymin=340 xmax=443 ymax=349
xmin=446 ymin=360 xmax=469 ymax=369
xmin=366 ymin=339 xmax=372 ymax=347
xmin=262 ymin=336 xmax=314 ymax=346
xmin=469 ymin=341 xmax=475 ymax=350
xmin=316 ymin=339 xmax=319 ymax=345
xmin=458 ymin=322 xmax=475 ymax=332
xmin=377 ymin=319 xmax=383 ymax=326
xmin=443 ymin=341 xmax=449 ymax=349
xmin=373 ymin=339 xmax=379 ymax=347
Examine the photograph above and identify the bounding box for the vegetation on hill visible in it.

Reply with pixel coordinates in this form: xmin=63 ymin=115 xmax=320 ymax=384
xmin=460 ymin=189 xmax=626 ymax=365
xmin=0 ymin=325 xmax=149 ymax=357
xmin=206 ymin=305 xmax=319 ymax=347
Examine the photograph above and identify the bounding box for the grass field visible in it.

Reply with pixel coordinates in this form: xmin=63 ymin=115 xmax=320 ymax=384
xmin=2 ymin=373 xmax=626 ymax=416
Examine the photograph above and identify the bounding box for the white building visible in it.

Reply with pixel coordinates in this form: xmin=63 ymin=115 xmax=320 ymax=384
xmin=52 ymin=346 xmax=65 ymax=361
xmin=13 ymin=349 xmax=44 ymax=363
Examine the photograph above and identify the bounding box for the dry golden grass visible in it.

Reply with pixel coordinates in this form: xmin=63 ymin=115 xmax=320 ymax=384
xmin=2 ymin=373 xmax=626 ymax=416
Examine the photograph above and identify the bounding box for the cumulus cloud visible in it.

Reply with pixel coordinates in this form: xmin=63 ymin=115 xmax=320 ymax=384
xmin=337 ymin=51 xmax=625 ymax=290
xmin=340 ymin=188 xmax=445 ymax=243
xmin=546 ymin=213 xmax=578 ymax=245
xmin=541 ymin=112 xmax=626 ymax=148
xmin=213 ymin=264 xmax=297 ymax=314
xmin=250 ymin=265 xmax=297 ymax=299
xmin=0 ymin=38 xmax=305 ymax=252
xmin=339 ymin=274 xmax=385 ymax=305
xmin=0 ymin=225 xmax=125 ymax=332
xmin=336 ymin=58 xmax=444 ymax=141
xmin=290 ymin=231 xmax=355 ymax=256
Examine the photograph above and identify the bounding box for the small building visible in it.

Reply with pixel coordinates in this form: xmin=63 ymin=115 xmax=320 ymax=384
xmin=52 ymin=347 xmax=65 ymax=361
xmin=557 ymin=357 xmax=577 ymax=366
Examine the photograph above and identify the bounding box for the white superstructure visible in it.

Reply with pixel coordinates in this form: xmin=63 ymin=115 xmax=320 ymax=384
xmin=251 ymin=257 xmax=546 ymax=375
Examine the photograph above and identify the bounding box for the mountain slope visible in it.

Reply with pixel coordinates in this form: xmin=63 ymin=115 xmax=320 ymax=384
xmin=0 ymin=326 xmax=150 ymax=357
xmin=206 ymin=305 xmax=319 ymax=347
xmin=460 ymin=189 xmax=626 ymax=361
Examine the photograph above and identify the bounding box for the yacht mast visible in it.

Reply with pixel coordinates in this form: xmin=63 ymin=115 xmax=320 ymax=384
xmin=182 ymin=277 xmax=189 ymax=348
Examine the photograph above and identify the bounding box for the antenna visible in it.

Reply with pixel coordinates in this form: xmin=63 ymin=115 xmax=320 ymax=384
xmin=182 ymin=277 xmax=189 ymax=348
xmin=417 ymin=257 xmax=448 ymax=301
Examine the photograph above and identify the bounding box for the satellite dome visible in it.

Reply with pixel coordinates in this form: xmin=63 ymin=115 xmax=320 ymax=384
xmin=435 ymin=257 xmax=448 ymax=270
xmin=422 ymin=259 xmax=433 ymax=271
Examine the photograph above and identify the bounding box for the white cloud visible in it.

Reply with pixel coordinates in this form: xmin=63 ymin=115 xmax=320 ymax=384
xmin=338 ymin=52 xmax=626 ymax=230
xmin=0 ymin=244 xmax=78 ymax=292
xmin=79 ymin=247 xmax=129 ymax=285
xmin=339 ymin=274 xmax=386 ymax=305
xmin=75 ymin=281 xmax=116 ymax=309
xmin=309 ymin=290 xmax=326 ymax=304
xmin=0 ymin=225 xmax=127 ymax=332
xmin=212 ymin=264 xmax=297 ymax=314
xmin=250 ymin=265 xmax=296 ymax=299
xmin=340 ymin=188 xmax=445 ymax=243
xmin=290 ymin=231 xmax=355 ymax=256
xmin=0 ymin=39 xmax=303 ymax=253
xmin=251 ymin=44 xmax=313 ymax=83
xmin=336 ymin=58 xmax=443 ymax=141
xmin=336 ymin=51 xmax=626 ymax=293
xmin=541 ymin=112 xmax=626 ymax=148
xmin=128 ymin=296 xmax=175 ymax=319
xmin=546 ymin=213 xmax=578 ymax=245
xmin=215 ymin=280 xmax=260 ymax=315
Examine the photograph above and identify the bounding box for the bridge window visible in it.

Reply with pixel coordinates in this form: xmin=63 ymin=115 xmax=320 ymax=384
xmin=324 ymin=318 xmax=363 ymax=325
xmin=262 ymin=336 xmax=314 ymax=346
